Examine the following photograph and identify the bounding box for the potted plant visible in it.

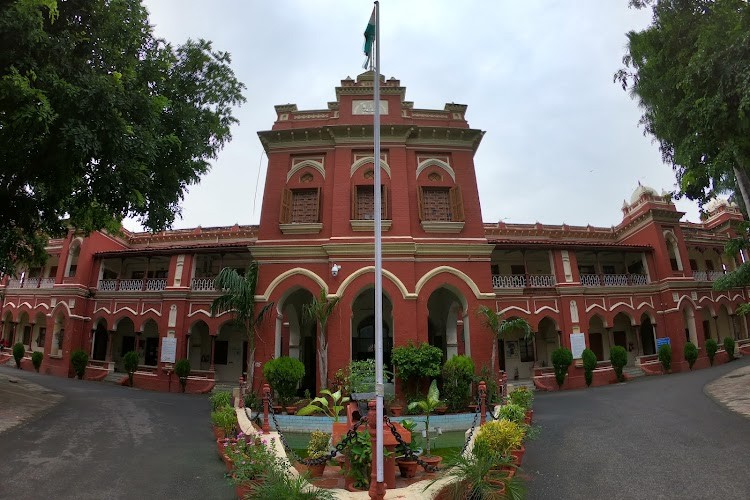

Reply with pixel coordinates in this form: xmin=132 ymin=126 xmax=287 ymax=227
xmin=391 ymin=341 xmax=442 ymax=398
xmin=427 ymin=453 xmax=525 ymax=499
xmin=252 ymin=467 xmax=336 ymax=500
xmin=442 ymin=355 xmax=475 ymax=413
xmin=473 ymin=419 xmax=526 ymax=470
xmin=684 ymin=342 xmax=698 ymax=370
xmin=123 ymin=350 xmax=139 ymax=387
xmin=551 ymin=347 xmax=573 ymax=388
xmin=395 ymin=418 xmax=421 ymax=478
xmin=70 ymin=349 xmax=88 ymax=379
xmin=581 ymin=348 xmax=597 ymax=387
xmin=211 ymin=405 xmax=237 ymax=444
xmin=227 ymin=435 xmax=285 ymax=498
xmin=262 ymin=356 xmax=305 ymax=413
xmin=407 ymin=379 xmax=444 ymax=471
xmin=305 ymin=430 xmax=331 ymax=477
xmin=723 ymin=336 xmax=736 ymax=361
xmin=12 ymin=342 xmax=24 ymax=369
xmin=31 ymin=351 xmax=43 ymax=372
xmin=508 ymin=386 xmax=534 ymax=423
xmin=174 ymin=358 xmax=190 ymax=392
xmin=658 ymin=343 xmax=672 ymax=373
xmin=706 ymin=338 xmax=718 ymax=366
xmin=296 ymin=389 xmax=350 ymax=423
xmin=389 ymin=398 xmax=404 ymax=417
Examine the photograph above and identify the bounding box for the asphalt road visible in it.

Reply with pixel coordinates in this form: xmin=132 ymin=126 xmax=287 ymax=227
xmin=525 ymin=358 xmax=750 ymax=500
xmin=0 ymin=366 xmax=232 ymax=500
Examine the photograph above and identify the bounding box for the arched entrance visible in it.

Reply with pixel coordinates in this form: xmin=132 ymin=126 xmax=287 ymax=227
xmin=612 ymin=312 xmax=637 ymax=366
xmin=426 ymin=287 xmax=466 ymax=361
xmin=215 ymin=321 xmax=245 ymax=382
xmin=17 ymin=312 xmax=30 ymax=349
xmin=277 ymin=288 xmax=316 ymax=396
xmin=51 ymin=313 xmax=66 ymax=356
xmin=716 ymin=305 xmax=733 ymax=341
xmin=141 ymin=319 xmax=159 ymax=366
xmin=188 ymin=320 xmax=211 ymax=371
xmin=32 ymin=312 xmax=47 ymax=352
xmin=587 ymin=315 xmax=608 ymax=362
xmin=639 ymin=314 xmax=656 ymax=356
xmin=92 ymin=320 xmax=108 ymax=361
xmin=113 ymin=317 xmax=136 ymax=372
xmin=536 ymin=317 xmax=559 ymax=368
xmin=682 ymin=306 xmax=699 ymax=345
xmin=351 ymin=288 xmax=393 ymax=369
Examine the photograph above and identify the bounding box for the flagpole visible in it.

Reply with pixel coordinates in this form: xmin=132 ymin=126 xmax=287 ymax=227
xmin=372 ymin=0 xmax=384 ymax=488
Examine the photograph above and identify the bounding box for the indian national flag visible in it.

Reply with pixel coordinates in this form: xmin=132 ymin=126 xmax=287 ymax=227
xmin=363 ymin=6 xmax=376 ymax=68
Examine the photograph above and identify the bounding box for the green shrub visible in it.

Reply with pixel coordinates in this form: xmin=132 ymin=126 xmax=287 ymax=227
xmin=70 ymin=349 xmax=88 ymax=379
xmin=610 ymin=346 xmax=628 ymax=382
xmin=551 ymin=347 xmax=573 ymax=388
xmin=683 ymin=342 xmax=698 ymax=370
xmin=723 ymin=336 xmax=736 ymax=360
xmin=210 ymin=390 xmax=232 ymax=411
xmin=174 ymin=358 xmax=191 ymax=392
xmin=658 ymin=344 xmax=672 ymax=372
xmin=12 ymin=342 xmax=24 ymax=369
xmin=497 ymin=403 xmax=526 ymax=424
xmin=348 ymin=359 xmax=393 ymax=394
xmin=705 ymin=338 xmax=718 ymax=366
xmin=31 ymin=351 xmax=43 ymax=372
xmin=581 ymin=348 xmax=597 ymax=387
xmin=210 ymin=405 xmax=237 ymax=435
xmin=262 ymin=356 xmax=305 ymax=406
xmin=306 ymin=430 xmax=331 ymax=460
xmin=391 ymin=341 xmax=443 ymax=395
xmin=442 ymin=355 xmax=475 ymax=412
xmin=473 ymin=419 xmax=525 ymax=462
xmin=123 ymin=350 xmax=139 ymax=387
xmin=475 ymin=365 xmax=501 ymax=404
xmin=508 ymin=386 xmax=533 ymax=410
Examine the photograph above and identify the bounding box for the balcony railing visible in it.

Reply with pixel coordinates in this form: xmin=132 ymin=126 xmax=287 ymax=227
xmin=5 ymin=277 xmax=56 ymax=289
xmin=580 ymin=273 xmax=649 ymax=286
xmin=693 ymin=270 xmax=725 ymax=282
xmin=97 ymin=278 xmax=167 ymax=292
xmin=492 ymin=274 xmax=556 ymax=289
xmin=191 ymin=277 xmax=217 ymax=291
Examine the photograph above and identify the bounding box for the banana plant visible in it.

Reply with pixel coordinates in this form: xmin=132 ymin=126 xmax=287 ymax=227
xmin=296 ymin=389 xmax=350 ymax=423
xmin=407 ymin=379 xmax=443 ymax=457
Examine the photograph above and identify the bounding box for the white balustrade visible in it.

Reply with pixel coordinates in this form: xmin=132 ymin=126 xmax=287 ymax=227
xmin=492 ymin=274 xmax=525 ymax=288
xmin=693 ymin=271 xmax=708 ymax=281
xmin=528 ymin=274 xmax=556 ymax=287
xmin=580 ymin=274 xmax=601 ymax=286
xmin=119 ymin=279 xmax=144 ymax=291
xmin=707 ymin=271 xmax=724 ymax=281
xmin=38 ymin=277 xmax=55 ymax=288
xmin=603 ymin=274 xmax=629 ymax=286
xmin=98 ymin=279 xmax=118 ymax=291
xmin=6 ymin=278 xmax=22 ymax=288
xmin=145 ymin=278 xmax=167 ymax=291
xmin=629 ymin=274 xmax=648 ymax=285
xmin=24 ymin=278 xmax=40 ymax=288
xmin=191 ymin=277 xmax=217 ymax=291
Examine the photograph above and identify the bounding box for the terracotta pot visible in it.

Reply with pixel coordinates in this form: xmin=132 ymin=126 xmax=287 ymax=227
xmin=213 ymin=425 xmax=225 ymax=441
xmin=435 ymin=406 xmax=447 ymax=415
xmin=485 ymin=478 xmax=507 ymax=494
xmin=524 ymin=409 xmax=533 ymax=425
xmin=307 ymin=462 xmax=326 ymax=478
xmin=510 ymin=444 xmax=525 ymax=466
xmin=421 ymin=455 xmax=443 ymax=472
xmin=390 ymin=405 xmax=403 ymax=417
xmin=396 ymin=458 xmax=419 ymax=478
xmin=234 ymin=480 xmax=261 ymax=499
xmin=222 ymin=453 xmax=233 ymax=473
xmin=286 ymin=406 xmax=297 ymax=415
xmin=468 ymin=404 xmax=479 ymax=413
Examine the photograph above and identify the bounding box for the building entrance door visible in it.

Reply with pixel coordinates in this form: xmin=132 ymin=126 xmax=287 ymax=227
xmin=145 ymin=337 xmax=159 ymax=366
xmin=589 ymin=333 xmax=603 ymax=361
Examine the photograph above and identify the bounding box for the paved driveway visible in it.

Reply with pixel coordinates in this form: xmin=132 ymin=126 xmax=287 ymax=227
xmin=0 ymin=366 xmax=232 ymax=500
xmin=525 ymin=358 xmax=750 ymax=500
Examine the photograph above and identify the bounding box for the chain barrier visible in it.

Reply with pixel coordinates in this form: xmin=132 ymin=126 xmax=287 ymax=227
xmin=383 ymin=416 xmax=442 ymax=473
xmin=459 ymin=396 xmax=482 ymax=456
xmin=266 ymin=394 xmax=368 ymax=466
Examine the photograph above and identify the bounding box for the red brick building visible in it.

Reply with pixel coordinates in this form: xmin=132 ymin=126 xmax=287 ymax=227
xmin=1 ymin=72 xmax=748 ymax=393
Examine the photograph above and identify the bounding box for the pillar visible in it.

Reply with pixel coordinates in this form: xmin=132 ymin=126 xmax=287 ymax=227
xmin=107 ymin=330 xmax=115 ymax=362
xmin=209 ymin=334 xmax=216 ymax=372
xmin=368 ymin=400 xmax=386 ymax=500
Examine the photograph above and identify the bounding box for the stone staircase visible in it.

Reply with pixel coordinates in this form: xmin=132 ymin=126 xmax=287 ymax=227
xmin=506 ymin=379 xmax=536 ymax=392
xmin=623 ymin=365 xmax=646 ymax=380
xmin=104 ymin=371 xmax=126 ymax=385
xmin=212 ymin=382 xmax=238 ymax=393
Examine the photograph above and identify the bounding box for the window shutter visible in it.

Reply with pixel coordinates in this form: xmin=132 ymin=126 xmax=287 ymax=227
xmin=279 ymin=188 xmax=292 ymax=224
xmin=450 ymin=186 xmax=464 ymax=222
xmin=417 ymin=187 xmax=424 ymax=221
xmin=351 ymin=185 xmax=357 ymax=219
xmin=382 ymin=185 xmax=388 ymax=219
xmin=314 ymin=187 xmax=321 ymax=222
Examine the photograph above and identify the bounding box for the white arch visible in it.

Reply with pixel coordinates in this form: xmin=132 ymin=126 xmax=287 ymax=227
xmin=256 ymin=268 xmax=328 ymax=302
xmin=335 ymin=266 xmax=412 ymax=299
xmin=415 ymin=266 xmax=494 ymax=299
xmin=416 ymin=158 xmax=456 ymax=182
xmin=287 ymin=159 xmax=325 ymax=182
xmin=663 ymin=230 xmax=684 ymax=271
xmin=350 ymin=156 xmax=392 ymax=178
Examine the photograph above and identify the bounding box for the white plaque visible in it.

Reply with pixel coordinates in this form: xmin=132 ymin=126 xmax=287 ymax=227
xmin=570 ymin=333 xmax=586 ymax=359
xmin=160 ymin=337 xmax=177 ymax=364
xmin=352 ymin=100 xmax=388 ymax=115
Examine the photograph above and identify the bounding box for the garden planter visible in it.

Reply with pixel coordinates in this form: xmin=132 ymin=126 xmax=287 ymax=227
xmin=510 ymin=444 xmax=525 ymax=466
xmin=213 ymin=425 xmax=225 ymax=441
xmin=396 ymin=457 xmax=419 ymax=478
xmin=524 ymin=409 xmax=533 ymax=425
xmin=285 ymin=406 xmax=297 ymax=415
xmin=307 ymin=463 xmax=326 ymax=478
xmin=222 ymin=453 xmax=233 ymax=473
xmin=272 ymin=405 xmax=283 ymax=414
xmin=485 ymin=478 xmax=506 ymax=494
xmin=435 ymin=406 xmax=448 ymax=415
xmin=234 ymin=480 xmax=261 ymax=499
xmin=468 ymin=404 xmax=479 ymax=413
xmin=421 ymin=455 xmax=442 ymax=472
xmin=390 ymin=405 xmax=403 ymax=417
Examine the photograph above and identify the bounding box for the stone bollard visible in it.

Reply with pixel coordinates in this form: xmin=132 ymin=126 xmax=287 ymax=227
xmin=262 ymin=383 xmax=271 ymax=434
xmin=479 ymin=380 xmax=487 ymax=425
xmin=368 ymin=400 xmax=386 ymax=500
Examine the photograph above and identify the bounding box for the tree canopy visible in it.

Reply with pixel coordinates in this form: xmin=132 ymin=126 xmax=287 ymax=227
xmin=615 ymin=0 xmax=750 ymax=214
xmin=0 ymin=0 xmax=245 ymax=275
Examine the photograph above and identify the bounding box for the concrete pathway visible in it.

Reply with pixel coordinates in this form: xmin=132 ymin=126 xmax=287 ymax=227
xmin=0 ymin=365 xmax=232 ymax=500
xmin=525 ymin=358 xmax=750 ymax=500
xmin=705 ymin=364 xmax=750 ymax=419
xmin=0 ymin=370 xmax=63 ymax=434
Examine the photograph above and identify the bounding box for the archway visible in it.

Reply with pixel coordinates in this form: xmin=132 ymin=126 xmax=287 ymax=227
xmin=188 ymin=320 xmax=211 ymax=371
xmin=587 ymin=315 xmax=608 ymax=362
xmin=1 ymin=311 xmax=12 ymax=345
xmin=639 ymin=314 xmax=656 ymax=356
xmin=215 ymin=321 xmax=245 ymax=382
xmin=536 ymin=317 xmax=559 ymax=368
xmin=113 ymin=317 xmax=136 ymax=372
xmin=351 ymin=288 xmax=393 ymax=369
xmin=51 ymin=313 xmax=66 ymax=356
xmin=142 ymin=319 xmax=159 ymax=366
xmin=17 ymin=312 xmax=30 ymax=349
xmin=92 ymin=320 xmax=109 ymax=361
xmin=277 ymin=288 xmax=316 ymax=396
xmin=700 ymin=308 xmax=714 ymax=342
xmin=682 ymin=306 xmax=699 ymax=346
xmin=426 ymin=287 xmax=465 ymax=361
xmin=500 ymin=316 xmax=536 ymax=380
xmin=612 ymin=312 xmax=636 ymax=366
xmin=716 ymin=305 xmax=733 ymax=341
xmin=32 ymin=312 xmax=47 ymax=352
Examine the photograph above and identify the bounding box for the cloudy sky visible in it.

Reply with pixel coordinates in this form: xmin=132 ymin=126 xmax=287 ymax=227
xmin=134 ymin=0 xmax=702 ymax=232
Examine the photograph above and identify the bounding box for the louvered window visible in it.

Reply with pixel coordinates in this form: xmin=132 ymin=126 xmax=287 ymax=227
xmin=352 ymin=185 xmax=388 ymax=220
xmin=280 ymin=188 xmax=321 ymax=223
xmin=418 ymin=186 xmax=464 ymax=222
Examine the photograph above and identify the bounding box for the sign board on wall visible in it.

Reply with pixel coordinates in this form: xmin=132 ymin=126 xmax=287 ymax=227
xmin=655 ymin=337 xmax=671 ymax=350
xmin=570 ymin=333 xmax=587 ymax=359
xmin=160 ymin=337 xmax=177 ymax=364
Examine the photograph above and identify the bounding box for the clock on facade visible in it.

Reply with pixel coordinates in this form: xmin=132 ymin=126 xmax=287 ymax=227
xmin=352 ymin=100 xmax=389 ymax=115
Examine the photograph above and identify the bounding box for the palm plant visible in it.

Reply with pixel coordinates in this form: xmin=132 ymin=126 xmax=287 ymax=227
xmin=407 ymin=379 xmax=443 ymax=457
xmin=426 ymin=453 xmax=525 ymax=500
xmin=302 ymin=288 xmax=339 ymax=390
xmin=210 ymin=262 xmax=273 ymax=390
xmin=476 ymin=306 xmax=532 ymax=375
xmin=253 ymin=470 xmax=335 ymax=500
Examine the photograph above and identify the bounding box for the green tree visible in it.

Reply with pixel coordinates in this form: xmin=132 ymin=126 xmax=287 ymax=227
xmin=476 ymin=306 xmax=532 ymax=376
xmin=211 ymin=263 xmax=273 ymax=390
xmin=0 ymin=0 xmax=245 ymax=276
xmin=615 ymin=0 xmax=750 ymax=213
xmin=302 ymin=288 xmax=340 ymax=390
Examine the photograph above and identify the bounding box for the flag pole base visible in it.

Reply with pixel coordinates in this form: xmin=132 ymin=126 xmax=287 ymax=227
xmin=368 ymin=400 xmax=387 ymax=499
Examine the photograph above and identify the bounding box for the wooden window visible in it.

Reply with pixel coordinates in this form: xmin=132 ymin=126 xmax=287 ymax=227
xmin=36 ymin=327 xmax=46 ymax=347
xmin=352 ymin=185 xmax=388 ymax=220
xmin=279 ymin=188 xmax=321 ymax=223
xmin=519 ymin=338 xmax=535 ymax=363
xmin=418 ymin=186 xmax=463 ymax=222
